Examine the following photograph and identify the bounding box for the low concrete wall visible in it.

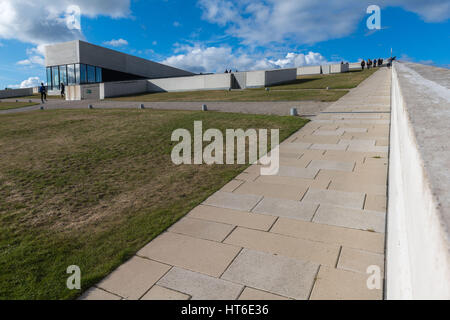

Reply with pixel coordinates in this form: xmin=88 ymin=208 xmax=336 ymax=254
xmin=265 ymin=68 xmax=297 ymax=86
xmin=147 ymin=73 xmax=232 ymax=92
xmin=0 ymin=88 xmax=33 ymax=99
xmin=387 ymin=62 xmax=450 ymax=299
xmin=330 ymin=63 xmax=349 ymax=73
xmin=66 ymin=84 xmax=101 ymax=100
xmin=245 ymin=71 xmax=266 ymax=88
xmin=297 ymin=66 xmax=322 ymax=76
xmin=321 ymin=65 xmax=331 ymax=74
xmin=100 ymin=80 xmax=148 ymax=99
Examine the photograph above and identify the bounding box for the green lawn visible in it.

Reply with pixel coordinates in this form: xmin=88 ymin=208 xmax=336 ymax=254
xmin=19 ymin=94 xmax=63 ymax=100
xmin=0 ymin=102 xmax=38 ymax=111
xmin=110 ymin=88 xmax=348 ymax=102
xmin=269 ymin=68 xmax=379 ymax=90
xmin=0 ymin=109 xmax=308 ymax=300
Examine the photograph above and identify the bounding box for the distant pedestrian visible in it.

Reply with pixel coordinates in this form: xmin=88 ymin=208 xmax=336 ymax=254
xmin=60 ymin=82 xmax=65 ymax=99
xmin=373 ymin=59 xmax=377 ymax=68
xmin=361 ymin=60 xmax=366 ymax=70
xmin=378 ymin=58 xmax=383 ymax=67
xmin=39 ymin=83 xmax=47 ymax=103
xmin=367 ymin=59 xmax=372 ymax=69
xmin=225 ymin=70 xmax=228 ymax=73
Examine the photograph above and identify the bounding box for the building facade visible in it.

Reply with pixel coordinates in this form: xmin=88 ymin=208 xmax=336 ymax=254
xmin=44 ymin=40 xmax=194 ymax=91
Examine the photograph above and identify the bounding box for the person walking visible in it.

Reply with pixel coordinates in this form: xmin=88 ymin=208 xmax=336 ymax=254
xmin=361 ymin=60 xmax=366 ymax=70
xmin=60 ymin=82 xmax=65 ymax=99
xmin=39 ymin=83 xmax=47 ymax=103
xmin=373 ymin=59 xmax=377 ymax=68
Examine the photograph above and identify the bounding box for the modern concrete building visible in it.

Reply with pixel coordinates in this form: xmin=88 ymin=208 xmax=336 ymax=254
xmin=44 ymin=40 xmax=194 ymax=91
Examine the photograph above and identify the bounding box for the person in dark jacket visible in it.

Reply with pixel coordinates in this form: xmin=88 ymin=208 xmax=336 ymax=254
xmin=60 ymin=82 xmax=65 ymax=99
xmin=373 ymin=59 xmax=377 ymax=68
xmin=361 ymin=60 xmax=366 ymax=70
xmin=39 ymin=83 xmax=47 ymax=103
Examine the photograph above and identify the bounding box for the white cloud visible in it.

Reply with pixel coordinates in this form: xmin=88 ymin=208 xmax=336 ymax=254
xmin=198 ymin=0 xmax=450 ymax=45
xmin=173 ymin=21 xmax=181 ymax=27
xmin=162 ymin=45 xmax=328 ymax=73
xmin=8 ymin=76 xmax=43 ymax=89
xmin=17 ymin=56 xmax=45 ymax=66
xmin=103 ymin=38 xmax=129 ymax=47
xmin=0 ymin=0 xmax=131 ymax=45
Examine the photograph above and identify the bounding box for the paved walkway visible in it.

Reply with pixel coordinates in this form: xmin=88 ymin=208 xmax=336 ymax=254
xmin=80 ymin=69 xmax=391 ymax=300
xmin=0 ymin=98 xmax=331 ymax=117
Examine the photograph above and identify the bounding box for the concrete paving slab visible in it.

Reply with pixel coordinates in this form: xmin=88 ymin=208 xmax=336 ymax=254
xmin=252 ymin=197 xmax=318 ymax=221
xmin=364 ymin=194 xmax=387 ymax=212
xmin=277 ymin=166 xmax=319 ymax=179
xmin=203 ymin=191 xmax=263 ymax=212
xmin=79 ymin=287 xmax=122 ymax=300
xmin=187 ymin=205 xmax=276 ymax=231
xmin=339 ymin=139 xmax=376 ymax=147
xmin=337 ymin=247 xmax=385 ymax=275
xmin=158 ymin=267 xmax=243 ymax=300
xmin=169 ymin=217 xmax=235 ymax=242
xmin=220 ymin=180 xmax=244 ymax=192
xmin=224 ymin=227 xmax=340 ymax=266
xmin=238 ymin=287 xmax=291 ymax=300
xmin=96 ymin=256 xmax=170 ymax=300
xmin=316 ymin=170 xmax=387 ymax=186
xmin=310 ymin=143 xmax=348 ymax=151
xmin=307 ymin=160 xmax=355 ymax=172
xmin=271 ymin=218 xmax=385 ymax=254
xmin=222 ymin=249 xmax=319 ymax=300
xmin=141 ymin=285 xmax=190 ymax=300
xmin=300 ymin=135 xmax=340 ymax=144
xmin=233 ymin=181 xmax=307 ymax=201
xmin=310 ymin=266 xmax=382 ymax=300
xmin=254 ymin=175 xmax=330 ymax=189
xmin=313 ymin=204 xmax=386 ymax=233
xmin=138 ymin=232 xmax=241 ymax=277
xmin=302 ymin=189 xmax=366 ymax=209
xmin=329 ymin=181 xmax=386 ymax=196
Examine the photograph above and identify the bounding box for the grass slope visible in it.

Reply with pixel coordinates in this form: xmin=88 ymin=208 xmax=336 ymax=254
xmin=269 ymin=68 xmax=379 ymax=90
xmin=0 ymin=109 xmax=308 ymax=299
xmin=110 ymin=88 xmax=348 ymax=102
xmin=0 ymin=102 xmax=38 ymax=111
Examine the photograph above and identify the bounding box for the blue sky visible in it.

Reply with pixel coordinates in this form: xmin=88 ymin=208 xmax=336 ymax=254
xmin=0 ymin=0 xmax=449 ymax=89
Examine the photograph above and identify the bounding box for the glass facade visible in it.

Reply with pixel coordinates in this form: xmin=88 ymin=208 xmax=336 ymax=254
xmin=87 ymin=65 xmax=96 ymax=83
xmin=67 ymin=64 xmax=75 ymax=84
xmin=95 ymin=66 xmax=102 ymax=83
xmin=46 ymin=63 xmax=103 ymax=90
xmin=59 ymin=65 xmax=68 ymax=86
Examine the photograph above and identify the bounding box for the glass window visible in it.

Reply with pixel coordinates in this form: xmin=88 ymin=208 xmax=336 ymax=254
xmin=67 ymin=64 xmax=75 ymax=85
xmin=75 ymin=64 xmax=80 ymax=84
xmin=87 ymin=65 xmax=96 ymax=83
xmin=79 ymin=64 xmax=87 ymax=84
xmin=52 ymin=66 xmax=60 ymax=90
xmin=46 ymin=67 xmax=52 ymax=90
xmin=59 ymin=65 xmax=68 ymax=85
xmin=95 ymin=67 xmax=102 ymax=83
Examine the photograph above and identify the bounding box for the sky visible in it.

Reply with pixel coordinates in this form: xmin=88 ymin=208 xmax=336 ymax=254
xmin=0 ymin=0 xmax=449 ymax=89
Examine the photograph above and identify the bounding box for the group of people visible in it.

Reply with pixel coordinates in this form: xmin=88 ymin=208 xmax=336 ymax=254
xmin=224 ymin=69 xmax=238 ymax=73
xmin=361 ymin=58 xmax=384 ymax=70
xmin=38 ymin=82 xmax=66 ymax=103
